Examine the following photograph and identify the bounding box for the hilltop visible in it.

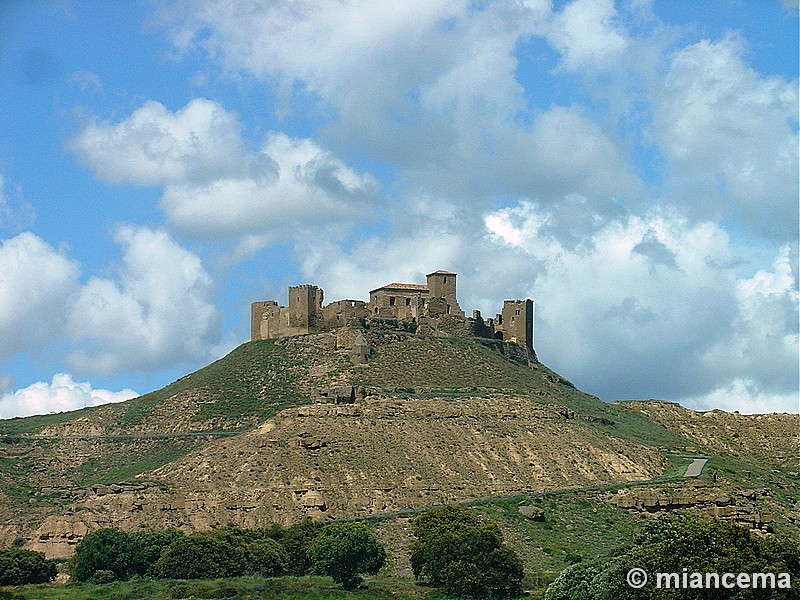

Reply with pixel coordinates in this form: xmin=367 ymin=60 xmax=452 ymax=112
xmin=0 ymin=331 xmax=797 ymax=578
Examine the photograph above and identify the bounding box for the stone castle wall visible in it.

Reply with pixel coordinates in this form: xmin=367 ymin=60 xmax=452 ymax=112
xmin=251 ymin=270 xmax=535 ymax=358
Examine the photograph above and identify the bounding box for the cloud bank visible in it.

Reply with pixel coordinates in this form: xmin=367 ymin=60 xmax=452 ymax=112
xmin=0 ymin=374 xmax=137 ymax=420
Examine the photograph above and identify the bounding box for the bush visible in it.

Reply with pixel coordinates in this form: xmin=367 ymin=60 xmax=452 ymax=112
xmin=127 ymin=529 xmax=184 ymax=577
xmin=70 ymin=528 xmax=131 ymax=582
xmin=545 ymin=515 xmax=800 ymax=600
xmin=153 ymin=532 xmax=246 ymax=580
xmin=247 ymin=538 xmax=288 ymax=577
xmin=0 ymin=548 xmax=57 ymax=585
xmin=266 ymin=521 xmax=324 ymax=576
xmin=70 ymin=527 xmax=184 ymax=582
xmin=410 ymin=505 xmax=524 ymax=599
xmin=311 ymin=522 xmax=386 ymax=590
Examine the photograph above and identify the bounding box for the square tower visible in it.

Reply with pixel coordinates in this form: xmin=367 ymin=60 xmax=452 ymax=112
xmin=426 ymin=270 xmax=464 ymax=316
xmin=288 ymin=284 xmax=323 ymax=329
xmin=500 ymin=299 xmax=534 ymax=352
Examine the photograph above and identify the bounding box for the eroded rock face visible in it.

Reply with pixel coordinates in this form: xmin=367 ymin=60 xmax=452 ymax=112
xmin=13 ymin=393 xmax=666 ymax=557
xmin=607 ymin=483 xmax=780 ymax=533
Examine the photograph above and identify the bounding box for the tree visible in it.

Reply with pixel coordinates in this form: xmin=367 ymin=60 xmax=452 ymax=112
xmin=410 ymin=505 xmax=524 ymax=599
xmin=545 ymin=515 xmax=800 ymax=600
xmin=70 ymin=528 xmax=132 ymax=582
xmin=126 ymin=529 xmax=183 ymax=578
xmin=311 ymin=522 xmax=386 ymax=590
xmin=247 ymin=538 xmax=289 ymax=577
xmin=70 ymin=527 xmax=183 ymax=582
xmin=266 ymin=521 xmax=324 ymax=576
xmin=153 ymin=532 xmax=246 ymax=580
xmin=0 ymin=548 xmax=57 ymax=585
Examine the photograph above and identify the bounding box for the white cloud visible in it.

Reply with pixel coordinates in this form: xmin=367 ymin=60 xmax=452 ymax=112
xmin=0 ymin=373 xmax=138 ymax=419
xmin=70 ymin=100 xmax=380 ymax=240
xmin=481 ymin=201 xmax=798 ymax=411
xmin=66 ymin=226 xmax=219 ymax=375
xmin=0 ymin=226 xmax=219 ymax=377
xmin=69 ymin=99 xmax=248 ymax=186
xmin=500 ymin=107 xmax=640 ymax=202
xmin=547 ymin=0 xmax=629 ymax=72
xmin=0 ymin=232 xmax=80 ymax=360
xmin=654 ymin=35 xmax=798 ymax=238
xmin=160 ymin=132 xmax=380 ymax=239
xmin=681 ymin=379 xmax=799 ymax=415
xmin=70 ymin=70 xmax=103 ymax=93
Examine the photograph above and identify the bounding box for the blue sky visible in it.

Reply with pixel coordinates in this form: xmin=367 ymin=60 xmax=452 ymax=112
xmin=0 ymin=0 xmax=797 ymax=418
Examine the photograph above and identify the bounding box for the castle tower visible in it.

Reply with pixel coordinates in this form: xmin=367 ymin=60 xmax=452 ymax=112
xmin=288 ymin=284 xmax=323 ymax=329
xmin=426 ymin=270 xmax=464 ymax=316
xmin=500 ymin=299 xmax=535 ymax=352
xmin=251 ymin=301 xmax=277 ymax=341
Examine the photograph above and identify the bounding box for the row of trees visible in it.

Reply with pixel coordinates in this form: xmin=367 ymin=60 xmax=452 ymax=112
xmin=65 ymin=506 xmax=524 ymax=597
xmin=5 ymin=509 xmax=798 ymax=599
xmin=69 ymin=520 xmax=384 ymax=590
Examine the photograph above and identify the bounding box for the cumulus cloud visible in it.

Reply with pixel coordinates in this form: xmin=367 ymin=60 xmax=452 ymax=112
xmin=546 ymin=0 xmax=629 ymax=71
xmin=0 ymin=226 xmax=219 ymax=377
xmin=681 ymin=379 xmax=798 ymax=415
xmin=297 ymin=197 xmax=797 ymax=414
xmin=0 ymin=232 xmax=80 ymax=360
xmin=499 ymin=107 xmax=639 ymax=203
xmin=160 ymin=132 xmax=380 ymax=238
xmin=66 ymin=226 xmax=219 ymax=375
xmin=482 ymin=201 xmax=798 ymax=410
xmin=653 ymin=35 xmax=799 ymax=238
xmin=69 ymin=100 xmax=380 ymax=240
xmin=0 ymin=374 xmax=13 ymax=395
xmin=69 ymin=99 xmax=249 ymax=186
xmin=0 ymin=373 xmax=138 ymax=419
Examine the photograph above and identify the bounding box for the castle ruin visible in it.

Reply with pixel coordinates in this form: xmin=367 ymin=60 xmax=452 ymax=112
xmin=251 ymin=270 xmax=535 ymax=359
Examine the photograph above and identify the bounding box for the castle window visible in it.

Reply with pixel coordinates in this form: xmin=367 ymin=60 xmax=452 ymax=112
xmin=443 ymin=277 xmax=447 ymax=283
xmin=389 ymin=297 xmax=396 ymax=306
xmin=515 ymin=309 xmax=520 ymax=315
xmin=405 ymin=298 xmax=411 ymax=306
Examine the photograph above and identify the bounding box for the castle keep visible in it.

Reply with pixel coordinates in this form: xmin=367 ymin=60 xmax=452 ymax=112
xmin=251 ymin=270 xmax=535 ymax=357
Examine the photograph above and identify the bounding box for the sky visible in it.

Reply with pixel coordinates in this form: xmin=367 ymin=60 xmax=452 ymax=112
xmin=0 ymin=0 xmax=797 ymax=419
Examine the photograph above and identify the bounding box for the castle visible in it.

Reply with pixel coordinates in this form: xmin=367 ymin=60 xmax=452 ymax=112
xmin=251 ymin=270 xmax=535 ymax=359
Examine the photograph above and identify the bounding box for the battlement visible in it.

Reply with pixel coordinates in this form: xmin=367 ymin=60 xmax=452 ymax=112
xmin=251 ymin=270 xmax=535 ymax=358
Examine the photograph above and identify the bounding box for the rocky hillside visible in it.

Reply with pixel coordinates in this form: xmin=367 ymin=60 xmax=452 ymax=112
xmin=0 ymin=330 xmax=797 ymax=562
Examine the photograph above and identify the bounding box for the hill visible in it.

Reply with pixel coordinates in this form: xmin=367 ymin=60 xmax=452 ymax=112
xmin=0 ymin=331 xmax=797 ymax=577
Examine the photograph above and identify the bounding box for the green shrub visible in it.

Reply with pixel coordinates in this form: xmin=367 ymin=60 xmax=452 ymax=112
xmin=70 ymin=528 xmax=131 ymax=582
xmin=410 ymin=505 xmax=524 ymax=599
xmin=153 ymin=532 xmax=246 ymax=580
xmin=545 ymin=515 xmax=800 ymax=600
xmin=247 ymin=538 xmax=289 ymax=577
xmin=70 ymin=527 xmax=183 ymax=582
xmin=311 ymin=522 xmax=386 ymax=590
xmin=266 ymin=521 xmax=324 ymax=576
xmin=0 ymin=548 xmax=57 ymax=585
xmin=127 ymin=529 xmax=184 ymax=577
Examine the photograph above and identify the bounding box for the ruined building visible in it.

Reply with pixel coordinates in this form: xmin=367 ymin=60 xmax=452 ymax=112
xmin=251 ymin=270 xmax=535 ymax=358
